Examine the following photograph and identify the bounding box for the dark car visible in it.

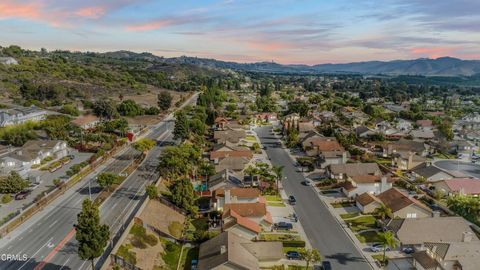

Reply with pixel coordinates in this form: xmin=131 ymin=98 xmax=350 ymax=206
xmin=288 ymin=195 xmax=296 ymax=205
xmin=274 ymin=222 xmax=293 ymax=230
xmin=15 ymin=190 xmax=31 ymax=200
xmin=402 ymin=247 xmax=414 ymax=254
xmin=286 ymin=251 xmax=302 ymax=260
xmin=322 ymin=261 xmax=332 ymax=270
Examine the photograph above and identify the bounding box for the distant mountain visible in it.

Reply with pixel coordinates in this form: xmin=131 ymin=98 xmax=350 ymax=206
xmin=97 ymin=51 xmax=480 ymax=76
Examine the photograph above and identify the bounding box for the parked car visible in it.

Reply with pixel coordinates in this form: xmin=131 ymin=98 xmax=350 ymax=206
xmin=402 ymin=247 xmax=414 ymax=254
xmin=274 ymin=222 xmax=293 ymax=230
xmin=288 ymin=195 xmax=296 ymax=205
xmin=118 ymin=172 xmax=128 ymax=177
xmin=286 ymin=251 xmax=302 ymax=260
xmin=370 ymin=243 xmax=390 ymax=252
xmin=15 ymin=190 xmax=32 ymax=200
xmin=322 ymin=261 xmax=332 ymax=270
xmin=303 ymin=179 xmax=312 ymax=186
xmin=191 ymin=259 xmax=198 ymax=270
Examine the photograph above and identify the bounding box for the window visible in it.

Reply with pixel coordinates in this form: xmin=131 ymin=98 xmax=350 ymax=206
xmin=406 ymin=213 xmax=417 ymax=218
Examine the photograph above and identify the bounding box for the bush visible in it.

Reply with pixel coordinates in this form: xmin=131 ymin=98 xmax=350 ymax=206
xmin=117 ymin=244 xmax=137 ymax=264
xmin=131 ymin=236 xmax=147 ymax=249
xmin=282 ymin=240 xmax=306 ymax=248
xmin=145 ymin=234 xmax=158 ymax=246
xmin=1 ymin=194 xmax=12 ymax=204
xmin=168 ymin=221 xmax=184 ymax=238
xmin=53 ymin=178 xmax=62 ymax=187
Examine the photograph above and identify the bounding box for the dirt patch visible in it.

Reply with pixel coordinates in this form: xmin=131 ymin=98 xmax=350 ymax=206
xmin=139 ymin=199 xmax=186 ymax=237
xmin=117 ymin=88 xmax=185 ymax=108
xmin=126 ymin=115 xmax=165 ymax=126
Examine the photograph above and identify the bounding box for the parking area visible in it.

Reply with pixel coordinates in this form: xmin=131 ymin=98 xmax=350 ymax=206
xmin=0 ymin=150 xmax=92 ymax=221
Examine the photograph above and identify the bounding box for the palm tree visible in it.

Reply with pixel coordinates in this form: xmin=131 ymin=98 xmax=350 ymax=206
xmin=375 ymin=204 xmax=392 ymax=225
xmin=379 ymin=231 xmax=398 ymax=265
xmin=272 ymin=165 xmax=285 ymax=194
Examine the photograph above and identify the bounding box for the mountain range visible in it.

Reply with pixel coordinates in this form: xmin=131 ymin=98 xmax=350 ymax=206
xmin=102 ymin=51 xmax=480 ymax=77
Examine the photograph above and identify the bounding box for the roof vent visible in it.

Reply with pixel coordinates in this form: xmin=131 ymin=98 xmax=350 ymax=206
xmin=220 ymin=245 xmax=227 ymax=254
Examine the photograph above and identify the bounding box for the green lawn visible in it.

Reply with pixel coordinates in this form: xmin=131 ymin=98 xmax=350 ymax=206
xmin=267 ymin=202 xmax=286 ymax=207
xmin=372 ymin=254 xmax=389 ymax=266
xmin=356 ymin=231 xmax=383 ymax=243
xmin=340 ymin=212 xmax=360 ymax=219
xmin=260 ymin=233 xmax=301 ymax=241
xmin=283 ymin=246 xmax=306 ymax=253
xmin=180 ymin=247 xmax=199 ymax=270
xmin=346 ymin=216 xmax=378 ymax=232
xmin=265 ymin=195 xmax=282 ymax=201
xmin=161 ymin=239 xmax=182 ymax=269
xmin=331 ymin=202 xmax=355 ymax=208
xmin=245 ymin=135 xmax=257 ymax=142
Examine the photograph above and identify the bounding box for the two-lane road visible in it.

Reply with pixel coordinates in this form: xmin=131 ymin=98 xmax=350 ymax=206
xmin=256 ymin=126 xmax=371 ymax=270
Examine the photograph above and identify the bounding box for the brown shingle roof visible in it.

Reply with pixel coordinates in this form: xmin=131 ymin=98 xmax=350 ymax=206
xmin=356 ymin=192 xmax=381 ymax=206
xmin=310 ymin=139 xmax=344 ymax=152
xmin=376 ymin=187 xmax=430 ymax=213
xmin=329 ymin=163 xmax=381 ymax=177
xmin=412 ymin=251 xmax=440 ymax=269
xmin=214 ymin=188 xmax=260 ymax=199
xmin=223 ymin=203 xmax=267 ymax=218
xmin=210 ymin=150 xmax=253 ymax=160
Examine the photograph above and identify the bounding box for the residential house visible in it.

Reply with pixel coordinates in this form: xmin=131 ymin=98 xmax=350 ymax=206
xmin=389 ymin=216 xmax=479 ymax=247
xmin=355 ymin=193 xmax=382 ymax=214
xmin=214 ymin=117 xmax=229 ymax=130
xmin=0 ymin=106 xmax=47 ymax=127
xmin=222 ymin=202 xmax=273 ymax=239
xmin=376 ymin=188 xmax=431 ymax=218
xmin=0 ymin=140 xmax=68 ymax=177
xmin=327 ymin=163 xmax=392 ymax=197
xmin=396 ymin=119 xmax=413 ymax=131
xmin=255 ymin=112 xmax=277 ymax=124
xmin=197 ymin=231 xmax=283 ymax=270
xmin=71 ymin=115 xmax=100 ymax=130
xmin=214 ymin=128 xmax=246 ymax=144
xmin=207 ymin=169 xmax=243 ymax=191
xmin=212 ymin=188 xmax=261 ymax=211
xmin=392 ymin=151 xmax=426 ymax=170
xmin=210 ymin=149 xmax=253 ymax=164
xmin=215 ymin=156 xmax=250 ymax=173
xmin=433 ymin=178 xmax=480 ymax=196
xmin=374 ymin=119 xmax=392 ymax=134
xmin=410 ymin=129 xmax=435 ymax=140
xmin=383 ymin=138 xmax=430 ymax=157
xmin=450 ymin=140 xmax=477 ymax=155
xmin=412 ymin=241 xmax=480 ymax=270
xmin=355 ymin=126 xmax=375 ymax=138
xmin=412 ymin=163 xmax=455 ymax=182
xmin=417 ymin=119 xmax=433 ymax=129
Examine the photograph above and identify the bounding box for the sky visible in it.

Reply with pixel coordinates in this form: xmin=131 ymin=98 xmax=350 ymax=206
xmin=0 ymin=0 xmax=479 ymax=64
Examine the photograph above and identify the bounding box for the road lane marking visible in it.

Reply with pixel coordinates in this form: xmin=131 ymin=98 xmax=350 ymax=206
xmin=59 ymin=257 xmax=70 ymax=270
xmin=48 ymin=220 xmax=59 ymax=228
xmin=34 ymin=228 xmax=76 ymax=270
xmin=18 ymin=237 xmax=53 ymax=270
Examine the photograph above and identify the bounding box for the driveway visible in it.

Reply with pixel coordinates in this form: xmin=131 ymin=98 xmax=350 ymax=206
xmin=434 ymin=159 xmax=480 ymax=178
xmin=256 ymin=126 xmax=371 ymax=270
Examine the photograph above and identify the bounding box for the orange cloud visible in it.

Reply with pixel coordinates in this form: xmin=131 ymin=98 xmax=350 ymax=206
xmin=74 ymin=6 xmax=106 ymax=19
xmin=126 ymin=19 xmax=174 ymax=31
xmin=247 ymin=41 xmax=292 ymax=52
xmin=410 ymin=47 xmax=455 ymax=58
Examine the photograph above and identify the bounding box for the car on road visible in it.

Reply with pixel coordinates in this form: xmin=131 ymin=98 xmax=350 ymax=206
xmin=119 ymin=172 xmax=128 ymax=177
xmin=370 ymin=243 xmax=390 ymax=252
xmin=15 ymin=190 xmax=32 ymax=200
xmin=322 ymin=261 xmax=332 ymax=270
xmin=288 ymin=195 xmax=296 ymax=205
xmin=286 ymin=251 xmax=302 ymax=260
xmin=274 ymin=222 xmax=293 ymax=230
xmin=303 ymin=179 xmax=312 ymax=186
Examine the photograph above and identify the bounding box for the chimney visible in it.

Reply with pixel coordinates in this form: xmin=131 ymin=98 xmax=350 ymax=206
xmin=225 ymin=189 xmax=231 ymax=204
xmin=462 ymin=232 xmax=473 ymax=242
xmin=220 ymin=245 xmax=227 ymax=254
xmin=380 ymin=176 xmax=388 ymax=192
xmin=432 ymin=211 xmax=441 ymax=218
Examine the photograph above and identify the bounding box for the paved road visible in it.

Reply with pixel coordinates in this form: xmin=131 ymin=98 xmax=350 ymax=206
xmin=434 ymin=160 xmax=480 ymax=178
xmin=256 ymin=126 xmax=371 ymax=270
xmin=0 ymin=94 xmax=197 ymax=270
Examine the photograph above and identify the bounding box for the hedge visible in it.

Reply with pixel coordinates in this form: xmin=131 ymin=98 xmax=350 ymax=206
xmin=282 ymin=240 xmax=306 ymax=248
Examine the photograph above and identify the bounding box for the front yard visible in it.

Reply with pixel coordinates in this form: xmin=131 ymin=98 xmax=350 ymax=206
xmin=345 ymin=215 xmax=378 ymax=232
xmin=331 ymin=201 xmax=355 ymax=208
xmin=265 ymin=195 xmax=286 ymax=207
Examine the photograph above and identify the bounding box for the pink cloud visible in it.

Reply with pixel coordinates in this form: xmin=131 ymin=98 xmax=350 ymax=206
xmin=125 ymin=19 xmax=174 ymax=31
xmin=0 ymin=1 xmax=42 ymax=20
xmin=74 ymin=6 xmax=106 ymax=19
xmin=247 ymin=41 xmax=292 ymax=52
xmin=410 ymin=47 xmax=455 ymax=58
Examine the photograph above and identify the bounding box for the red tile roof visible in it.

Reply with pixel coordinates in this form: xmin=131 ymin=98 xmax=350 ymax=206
xmin=214 ymin=188 xmax=260 ymax=199
xmin=228 ymin=210 xmax=262 ymax=233
xmin=310 ymin=140 xmax=344 ymax=152
xmin=223 ymin=203 xmax=267 ymax=218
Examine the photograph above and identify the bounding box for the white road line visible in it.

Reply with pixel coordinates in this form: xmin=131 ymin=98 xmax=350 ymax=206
xmin=59 ymin=258 xmax=71 ymax=270
xmin=79 ymin=260 xmax=87 ymax=270
xmin=18 ymin=237 xmax=53 ymax=270
xmin=48 ymin=219 xmax=59 ymax=228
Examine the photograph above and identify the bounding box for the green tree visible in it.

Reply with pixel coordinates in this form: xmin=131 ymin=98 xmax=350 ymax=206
xmin=0 ymin=172 xmax=29 ymax=193
xmin=272 ymin=165 xmax=284 ymax=193
xmin=61 ymin=104 xmax=80 ymax=116
xmin=375 ymin=204 xmax=393 ymax=224
xmin=133 ymin=138 xmax=156 ymax=153
xmin=145 ymin=184 xmax=158 ymax=199
xmin=189 ymin=118 xmax=206 ymax=136
xmin=379 ymin=231 xmax=398 ymax=265
xmin=96 ymin=172 xmax=119 ymax=191
xmin=169 ymin=178 xmax=197 ymax=214
xmin=117 ymin=100 xmax=144 ymax=117
xmin=76 ymin=199 xmax=110 ymax=270
xmin=173 ymin=111 xmax=189 ymax=140
xmin=158 ymin=91 xmax=173 ymax=111
xmin=93 ymin=100 xmax=119 ymax=119
xmin=302 ymin=249 xmax=321 ymax=270
xmin=158 ymin=144 xmax=200 ymax=179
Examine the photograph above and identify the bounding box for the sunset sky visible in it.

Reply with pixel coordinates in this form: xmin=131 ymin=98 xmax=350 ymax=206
xmin=0 ymin=0 xmax=479 ymax=64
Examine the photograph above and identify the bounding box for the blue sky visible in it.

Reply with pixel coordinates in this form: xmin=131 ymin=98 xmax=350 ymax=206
xmin=0 ymin=0 xmax=479 ymax=64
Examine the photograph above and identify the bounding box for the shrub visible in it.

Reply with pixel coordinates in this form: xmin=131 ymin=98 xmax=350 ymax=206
xmin=117 ymin=244 xmax=137 ymax=264
xmin=1 ymin=194 xmax=12 ymax=204
xmin=131 ymin=236 xmax=147 ymax=249
xmin=168 ymin=221 xmax=183 ymax=238
xmin=53 ymin=178 xmax=62 ymax=187
xmin=282 ymin=240 xmax=306 ymax=248
xmin=145 ymin=234 xmax=158 ymax=246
